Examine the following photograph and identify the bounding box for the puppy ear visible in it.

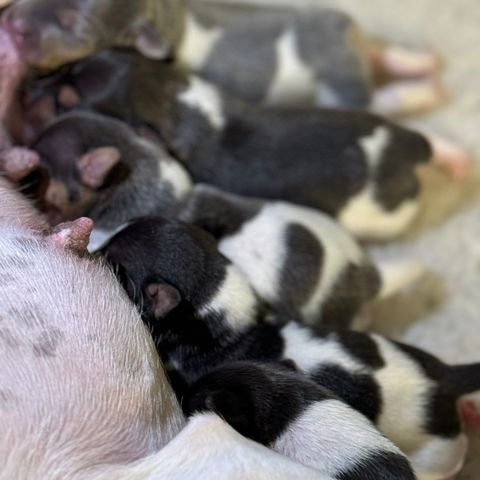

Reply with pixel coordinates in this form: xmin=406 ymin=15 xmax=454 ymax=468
xmin=132 ymin=21 xmax=172 ymax=59
xmin=77 ymin=147 xmax=121 ymax=189
xmin=145 ymin=282 xmax=181 ymax=319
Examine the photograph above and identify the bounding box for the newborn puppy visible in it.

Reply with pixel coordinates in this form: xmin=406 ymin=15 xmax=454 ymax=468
xmin=104 ymin=216 xmax=480 ymax=480
xmin=1 ymin=0 xmax=185 ymax=70
xmin=31 ymin=111 xmax=192 ymax=250
xmin=29 ymin=49 xmax=462 ymax=240
xmin=181 ymin=184 xmax=423 ymax=329
xmin=180 ymin=1 xmax=443 ymax=115
xmin=185 ymin=361 xmax=415 ymax=480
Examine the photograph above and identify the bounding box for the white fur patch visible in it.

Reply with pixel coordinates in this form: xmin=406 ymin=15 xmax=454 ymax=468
xmin=372 ymin=335 xmax=434 ymax=452
xmin=199 ymin=264 xmax=258 ymax=332
xmin=178 ymin=13 xmax=222 ymax=70
xmin=280 ymin=323 xmax=362 ymax=374
xmin=178 ymin=76 xmax=225 ymax=129
xmin=339 ymin=125 xmax=419 ymax=240
xmin=359 ymin=126 xmax=391 ymax=169
xmin=372 ymin=336 xmax=468 ymax=479
xmin=408 ymin=434 xmax=468 ymax=480
xmin=220 ymin=202 xmax=364 ymax=322
xmin=160 ymin=158 xmax=193 ymax=200
xmin=218 ymin=206 xmax=287 ymax=303
xmin=113 ymin=413 xmax=323 ymax=479
xmin=266 ymin=28 xmax=317 ymax=105
xmin=338 ymin=187 xmax=419 ymax=240
xmin=273 ymin=400 xmax=401 ymax=477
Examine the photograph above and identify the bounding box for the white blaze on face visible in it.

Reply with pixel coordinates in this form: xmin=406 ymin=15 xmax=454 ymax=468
xmin=199 ymin=264 xmax=258 ymax=332
xmin=266 ymin=28 xmax=317 ymax=105
xmin=178 ymin=13 xmax=222 ymax=70
xmin=272 ymin=400 xmax=402 ymax=477
xmin=178 ymin=76 xmax=226 ymax=129
xmin=159 ymin=158 xmax=193 ymax=200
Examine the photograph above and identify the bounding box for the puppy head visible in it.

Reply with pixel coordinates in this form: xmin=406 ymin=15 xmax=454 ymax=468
xmin=2 ymin=0 xmax=175 ymax=70
xmin=32 ymin=114 xmax=131 ymax=224
xmin=104 ymin=217 xmax=230 ymax=322
xmin=183 ymin=363 xmax=267 ymax=443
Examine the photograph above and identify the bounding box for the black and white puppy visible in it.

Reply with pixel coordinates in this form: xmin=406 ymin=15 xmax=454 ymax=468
xmin=27 ymin=50 xmax=456 ymax=240
xmin=31 ymin=111 xmax=192 ymax=250
xmin=185 ymin=361 xmax=415 ymax=480
xmin=179 ymin=1 xmax=443 ymax=115
xmin=181 ymin=183 xmax=423 ymax=329
xmin=104 ymin=216 xmax=480 ymax=480
xmin=29 ymin=108 xmax=420 ymax=328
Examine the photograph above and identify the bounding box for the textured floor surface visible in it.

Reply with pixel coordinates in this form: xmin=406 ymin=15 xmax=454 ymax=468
xmin=209 ymin=0 xmax=480 ymax=476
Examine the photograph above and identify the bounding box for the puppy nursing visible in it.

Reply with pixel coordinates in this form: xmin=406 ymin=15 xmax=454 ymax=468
xmin=1 ymin=1 xmax=479 ymax=479
xmin=104 ymin=216 xmax=479 ymax=480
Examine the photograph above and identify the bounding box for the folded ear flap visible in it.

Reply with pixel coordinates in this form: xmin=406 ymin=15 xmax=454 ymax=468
xmin=146 ymin=282 xmax=182 ymax=319
xmin=78 ymin=147 xmax=121 ymax=189
xmin=132 ymin=21 xmax=171 ymax=59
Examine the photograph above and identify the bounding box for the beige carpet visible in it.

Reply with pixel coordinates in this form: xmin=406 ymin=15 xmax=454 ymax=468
xmin=204 ymin=0 xmax=480 ymax=476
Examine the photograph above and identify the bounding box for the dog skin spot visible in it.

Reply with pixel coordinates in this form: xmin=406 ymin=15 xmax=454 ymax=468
xmin=7 ymin=306 xmax=46 ymax=328
xmin=32 ymin=328 xmax=64 ymax=357
xmin=4 ymin=255 xmax=30 ymax=269
xmin=0 ymin=389 xmax=17 ymax=407
xmin=0 ymin=328 xmax=21 ymax=348
xmin=14 ymin=236 xmax=41 ymax=250
xmin=1 ymin=272 xmax=16 ymax=284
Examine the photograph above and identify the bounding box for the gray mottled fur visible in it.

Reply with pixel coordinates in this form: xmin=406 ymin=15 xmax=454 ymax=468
xmin=184 ymin=1 xmax=372 ymax=107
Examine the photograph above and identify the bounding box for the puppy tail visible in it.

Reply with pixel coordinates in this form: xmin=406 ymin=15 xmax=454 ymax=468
xmin=446 ymin=363 xmax=480 ymax=397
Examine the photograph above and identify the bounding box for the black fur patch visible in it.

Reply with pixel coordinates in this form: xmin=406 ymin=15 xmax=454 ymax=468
xmin=336 ymin=450 xmax=415 ymax=480
xmin=320 ymin=262 xmax=381 ymax=329
xmin=184 ymin=361 xmax=330 ymax=445
xmin=182 ymin=186 xmax=261 ymax=239
xmin=333 ymin=330 xmax=385 ymax=369
xmin=32 ymin=328 xmax=64 ymax=357
xmin=311 ymin=364 xmax=382 ymax=423
xmin=278 ymin=223 xmax=323 ymax=310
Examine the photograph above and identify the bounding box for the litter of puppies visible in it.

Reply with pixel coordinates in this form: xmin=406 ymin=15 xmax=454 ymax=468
xmin=1 ymin=1 xmax=479 ymax=479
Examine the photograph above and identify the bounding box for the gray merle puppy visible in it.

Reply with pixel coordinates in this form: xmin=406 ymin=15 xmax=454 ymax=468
xmin=25 ymin=49 xmax=461 ymax=240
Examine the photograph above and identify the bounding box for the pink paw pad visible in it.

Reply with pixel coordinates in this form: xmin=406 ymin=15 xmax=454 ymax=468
xmin=459 ymin=399 xmax=480 ymax=429
xmin=429 ymin=135 xmax=472 ymax=181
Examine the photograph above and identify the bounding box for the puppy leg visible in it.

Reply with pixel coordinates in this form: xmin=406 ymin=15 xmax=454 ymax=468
xmin=369 ymin=44 xmax=441 ymax=79
xmin=371 ymin=78 xmax=447 ymax=116
xmin=426 ymin=134 xmax=472 ymax=181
